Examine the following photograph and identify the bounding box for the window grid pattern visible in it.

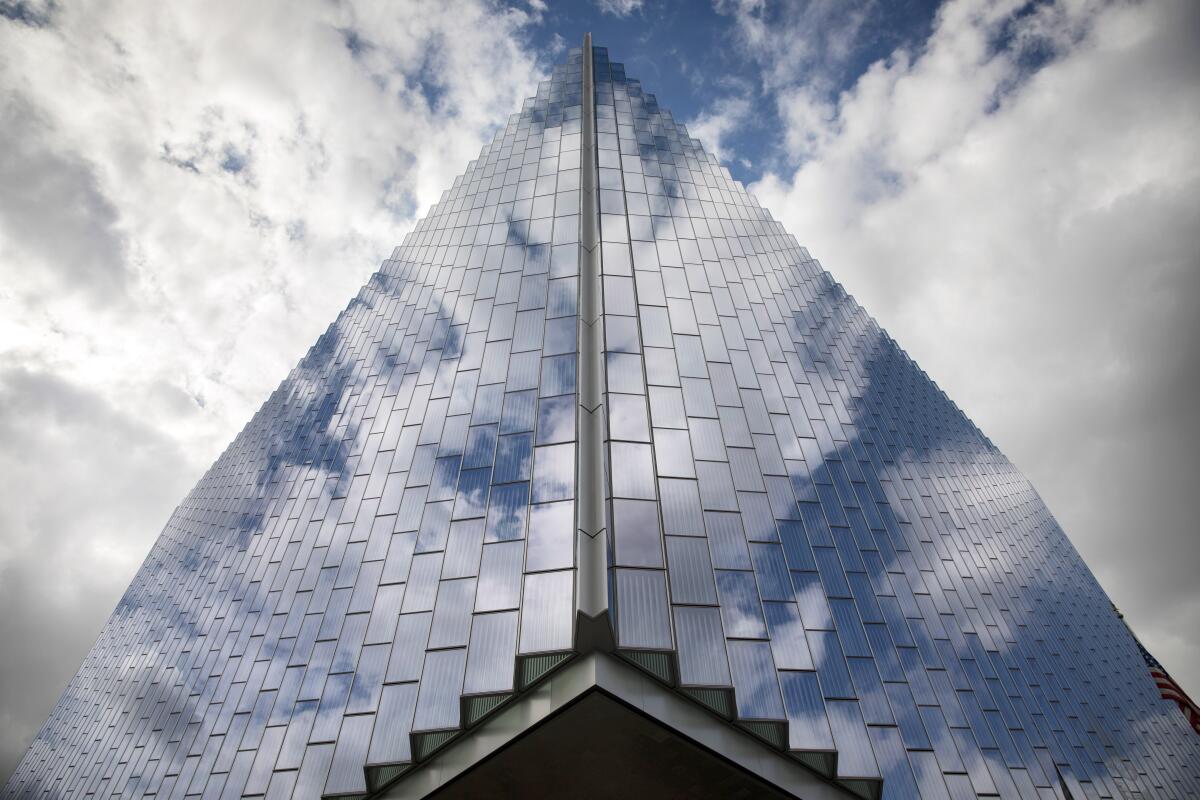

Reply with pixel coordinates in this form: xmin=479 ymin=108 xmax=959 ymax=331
xmin=3 ymin=49 xmax=585 ymax=800
xmin=4 ymin=40 xmax=1199 ymax=800
xmin=593 ymin=43 xmax=1199 ymax=800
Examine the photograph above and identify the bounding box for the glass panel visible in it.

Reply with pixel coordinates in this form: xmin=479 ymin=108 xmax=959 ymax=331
xmin=293 ymin=744 xmax=335 ymax=800
xmin=536 ymin=394 xmax=575 ymax=445
xmin=412 ymin=648 xmax=467 ymax=731
xmin=500 ymin=390 xmax=537 ymax=434
xmin=463 ymin=611 xmax=519 ymax=695
xmin=826 ymin=699 xmax=880 ymax=779
xmin=385 ymin=613 xmax=431 ymax=683
xmin=608 ymin=393 xmax=650 ymax=442
xmin=365 ymin=584 xmax=404 ymax=645
xmin=458 ymin=424 xmax=496 ymax=470
xmin=830 ymin=597 xmax=872 ymax=657
xmin=792 ymin=570 xmax=834 ymax=631
xmin=688 ymin=417 xmax=726 ymax=461
xmin=613 ymin=499 xmax=664 ymax=568
xmin=531 ymin=442 xmax=574 ymax=502
xmin=415 ymin=501 xmax=453 ymax=552
xmin=367 ymin=684 xmax=418 ymax=765
xmin=453 ymin=467 xmax=491 ymax=520
xmin=705 ymin=512 xmax=751 ymax=570
xmin=609 ymin=442 xmax=655 ymax=499
xmin=525 ymin=500 xmax=575 ymax=572
xmin=779 ymin=671 xmax=834 ymax=751
xmin=777 ymin=520 xmax=816 ymax=571
xmin=643 ymin=347 xmax=679 ymax=387
xmin=727 ymin=640 xmax=785 ymax=719
xmin=429 ymin=456 xmax=461 ymax=503
xmin=311 ymin=673 xmax=353 ymax=742
xmin=485 ymin=482 xmax=529 ymax=542
xmin=651 ymin=428 xmax=695 ymax=478
xmin=739 ymin=491 xmax=778 ymax=541
xmin=674 ymin=606 xmax=732 ymax=687
xmin=648 ymin=386 xmax=687 ymax=428
xmin=276 ymin=701 xmax=318 ymax=770
xmin=518 ymin=569 xmax=573 ymax=653
xmin=715 ymin=570 xmax=767 ymax=639
xmin=246 ymin=727 xmax=287 ymax=794
xmin=605 ymin=315 xmax=641 ymax=353
xmin=606 ymin=352 xmax=644 ymax=394
xmin=762 ymin=602 xmax=813 ymax=670
xmin=659 ymin=478 xmax=705 ymax=536
xmin=542 ymin=315 xmax=575 ymax=356
xmin=324 ymin=714 xmax=373 ymax=795
xmin=811 ymin=629 xmax=855 ymax=698
xmin=494 ymin=433 xmax=533 ymax=484
xmin=615 ymin=569 xmax=673 ymax=650
xmin=695 ymin=461 xmax=737 ymax=511
xmin=475 ymin=541 xmax=525 ymax=613
xmin=749 ymin=543 xmax=792 ymax=601
xmin=884 ymin=681 xmax=929 ymax=747
xmin=664 ymin=536 xmax=716 ymax=604
xmin=429 ymin=578 xmax=477 ymax=649
xmin=540 ymin=354 xmax=576 ymax=396
xmin=443 ymin=519 xmax=485 ymax=579
xmin=346 ymin=643 xmax=389 ymax=714
xmin=400 ymin=552 xmax=443 ymax=613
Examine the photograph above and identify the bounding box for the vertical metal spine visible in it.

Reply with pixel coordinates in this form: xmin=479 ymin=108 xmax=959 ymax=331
xmin=574 ymin=32 xmax=612 ymax=649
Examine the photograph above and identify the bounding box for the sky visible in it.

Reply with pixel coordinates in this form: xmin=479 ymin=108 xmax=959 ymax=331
xmin=0 ymin=0 xmax=1197 ymax=781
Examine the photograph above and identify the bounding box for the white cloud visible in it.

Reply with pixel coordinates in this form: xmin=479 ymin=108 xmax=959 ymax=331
xmin=714 ymin=0 xmax=877 ymax=92
xmin=595 ymin=0 xmax=644 ymax=18
xmin=697 ymin=0 xmax=895 ymax=175
xmin=685 ymin=95 xmax=751 ymax=165
xmin=0 ymin=0 xmax=543 ymax=778
xmin=751 ymin=0 xmax=1200 ymax=692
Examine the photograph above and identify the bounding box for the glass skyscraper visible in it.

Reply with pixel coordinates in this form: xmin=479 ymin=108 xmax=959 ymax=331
xmin=4 ymin=36 xmax=1198 ymax=800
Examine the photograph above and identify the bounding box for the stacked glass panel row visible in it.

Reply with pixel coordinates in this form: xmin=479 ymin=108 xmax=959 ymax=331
xmin=592 ymin=44 xmax=1200 ymax=800
xmin=3 ymin=48 xmax=586 ymax=800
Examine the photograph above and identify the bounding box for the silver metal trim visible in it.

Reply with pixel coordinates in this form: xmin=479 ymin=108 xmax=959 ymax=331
xmin=374 ymin=652 xmax=856 ymax=800
xmin=574 ymin=32 xmax=612 ymax=636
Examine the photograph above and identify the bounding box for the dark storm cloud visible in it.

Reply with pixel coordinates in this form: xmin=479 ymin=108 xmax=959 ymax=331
xmin=0 ymin=95 xmax=129 ymax=303
xmin=0 ymin=367 xmax=195 ymax=779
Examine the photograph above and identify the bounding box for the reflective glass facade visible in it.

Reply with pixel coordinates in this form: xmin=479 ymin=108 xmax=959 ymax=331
xmin=5 ymin=38 xmax=1198 ymax=800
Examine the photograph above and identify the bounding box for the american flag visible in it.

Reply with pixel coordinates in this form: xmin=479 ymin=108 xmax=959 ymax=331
xmin=1137 ymin=639 xmax=1200 ymax=735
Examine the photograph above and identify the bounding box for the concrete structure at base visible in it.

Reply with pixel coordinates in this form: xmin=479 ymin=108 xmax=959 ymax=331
xmin=5 ymin=33 xmax=1199 ymax=800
